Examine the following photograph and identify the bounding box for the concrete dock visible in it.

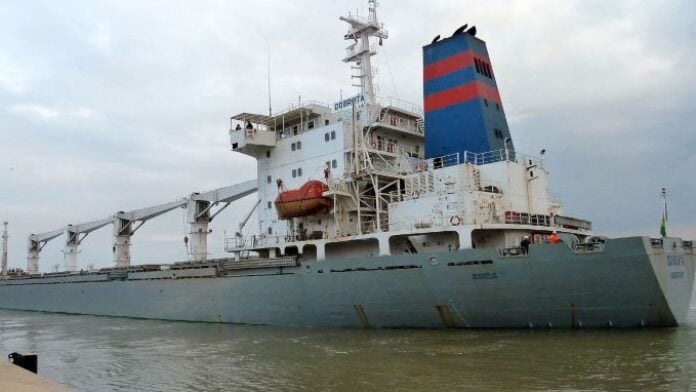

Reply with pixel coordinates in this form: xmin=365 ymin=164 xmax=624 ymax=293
xmin=0 ymin=361 xmax=72 ymax=391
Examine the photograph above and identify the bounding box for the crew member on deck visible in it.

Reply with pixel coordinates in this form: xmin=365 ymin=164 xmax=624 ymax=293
xmin=549 ymin=231 xmax=559 ymax=244
xmin=521 ymin=236 xmax=531 ymax=254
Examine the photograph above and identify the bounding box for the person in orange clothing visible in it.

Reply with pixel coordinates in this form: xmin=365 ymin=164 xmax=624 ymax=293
xmin=549 ymin=231 xmax=559 ymax=244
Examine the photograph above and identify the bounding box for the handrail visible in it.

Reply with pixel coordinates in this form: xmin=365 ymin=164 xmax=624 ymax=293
xmin=379 ymin=96 xmax=424 ymax=117
xmin=461 ymin=149 xmax=542 ymax=167
xmin=376 ymin=113 xmax=423 ymax=134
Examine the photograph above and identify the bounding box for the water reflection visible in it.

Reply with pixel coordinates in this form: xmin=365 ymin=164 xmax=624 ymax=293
xmin=1 ymin=301 xmax=695 ymax=392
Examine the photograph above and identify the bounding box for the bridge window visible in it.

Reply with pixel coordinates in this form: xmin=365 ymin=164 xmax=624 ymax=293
xmin=292 ymin=169 xmax=297 ymax=178
xmin=298 ymin=168 xmax=303 ymax=176
xmin=308 ymin=121 xmax=314 ymax=129
xmin=268 ymin=226 xmax=273 ymax=235
xmin=296 ymin=141 xmax=302 ymax=150
xmin=267 ymin=201 xmax=272 ymax=209
xmin=331 ymin=131 xmax=336 ymax=140
xmin=291 ymin=143 xmax=296 ymax=151
xmin=332 ymin=160 xmax=337 ymax=169
xmin=266 ymin=175 xmax=272 ymax=184
xmin=325 ymin=132 xmax=330 ymax=142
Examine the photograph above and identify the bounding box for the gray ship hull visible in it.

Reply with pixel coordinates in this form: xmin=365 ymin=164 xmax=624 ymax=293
xmin=0 ymin=237 xmax=693 ymax=328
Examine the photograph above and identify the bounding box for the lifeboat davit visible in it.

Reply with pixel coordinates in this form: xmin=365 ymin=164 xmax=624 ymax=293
xmin=275 ymin=180 xmax=331 ymax=220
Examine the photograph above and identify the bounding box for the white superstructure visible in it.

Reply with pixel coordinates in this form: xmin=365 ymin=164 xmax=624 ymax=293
xmin=226 ymin=1 xmax=591 ymax=263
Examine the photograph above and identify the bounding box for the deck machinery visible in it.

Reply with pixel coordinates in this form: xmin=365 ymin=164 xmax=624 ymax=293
xmin=23 ymin=181 xmax=256 ymax=273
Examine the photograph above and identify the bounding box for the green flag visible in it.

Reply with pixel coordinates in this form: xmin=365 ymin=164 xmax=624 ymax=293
xmin=659 ymin=196 xmax=667 ymax=237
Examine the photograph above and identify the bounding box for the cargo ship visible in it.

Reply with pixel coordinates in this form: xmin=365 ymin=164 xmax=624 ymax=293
xmin=1 ymin=1 xmax=693 ymax=328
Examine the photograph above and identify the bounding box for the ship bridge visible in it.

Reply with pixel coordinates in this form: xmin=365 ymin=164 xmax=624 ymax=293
xmin=229 ymin=104 xmax=329 ymax=158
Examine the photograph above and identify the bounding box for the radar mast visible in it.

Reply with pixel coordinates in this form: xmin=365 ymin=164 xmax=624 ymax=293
xmin=340 ymin=0 xmax=388 ymax=104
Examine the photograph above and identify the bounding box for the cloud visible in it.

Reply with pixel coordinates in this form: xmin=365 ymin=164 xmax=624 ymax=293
xmin=0 ymin=56 xmax=29 ymax=94
xmin=86 ymin=22 xmax=112 ymax=55
xmin=8 ymin=104 xmax=60 ymax=120
xmin=7 ymin=103 xmax=104 ymax=123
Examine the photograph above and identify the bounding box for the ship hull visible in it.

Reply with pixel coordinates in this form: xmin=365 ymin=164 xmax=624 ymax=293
xmin=0 ymin=237 xmax=693 ymax=328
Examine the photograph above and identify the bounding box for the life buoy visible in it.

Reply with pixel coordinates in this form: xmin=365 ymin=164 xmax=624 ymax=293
xmin=450 ymin=215 xmax=461 ymax=226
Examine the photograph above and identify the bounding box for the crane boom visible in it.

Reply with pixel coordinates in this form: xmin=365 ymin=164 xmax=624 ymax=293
xmin=67 ymin=217 xmax=113 ymax=237
xmin=193 ymin=180 xmax=257 ymax=203
xmin=116 ymin=199 xmax=188 ymax=227
xmin=29 ymin=229 xmax=64 ymax=244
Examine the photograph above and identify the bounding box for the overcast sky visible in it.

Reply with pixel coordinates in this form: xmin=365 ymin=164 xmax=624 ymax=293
xmin=1 ymin=0 xmax=694 ymax=272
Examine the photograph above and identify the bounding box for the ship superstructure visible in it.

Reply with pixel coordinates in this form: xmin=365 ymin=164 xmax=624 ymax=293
xmin=226 ymin=2 xmax=586 ymax=264
xmin=0 ymin=1 xmax=693 ymax=329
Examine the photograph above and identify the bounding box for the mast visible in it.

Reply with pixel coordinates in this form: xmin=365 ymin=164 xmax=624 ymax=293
xmin=2 ymin=221 xmax=8 ymax=276
xmin=340 ymin=0 xmax=388 ymax=105
xmin=660 ymin=187 xmax=668 ymax=238
xmin=267 ymin=49 xmax=272 ymax=116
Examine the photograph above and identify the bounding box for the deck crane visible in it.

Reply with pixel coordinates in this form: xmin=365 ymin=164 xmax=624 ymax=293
xmin=186 ymin=180 xmax=257 ymax=262
xmin=113 ymin=180 xmax=258 ymax=267
xmin=27 ymin=229 xmax=64 ymax=274
xmin=25 ymin=181 xmax=259 ymax=271
xmin=112 ymin=199 xmax=188 ymax=268
xmin=64 ymin=217 xmax=113 ymax=272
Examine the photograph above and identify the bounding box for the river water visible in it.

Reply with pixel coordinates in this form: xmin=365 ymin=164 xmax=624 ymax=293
xmin=1 ymin=294 xmax=695 ymax=392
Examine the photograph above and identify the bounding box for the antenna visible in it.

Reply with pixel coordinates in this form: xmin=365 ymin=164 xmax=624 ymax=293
xmin=2 ymin=221 xmax=8 ymax=277
xmin=267 ymin=48 xmax=272 ymax=116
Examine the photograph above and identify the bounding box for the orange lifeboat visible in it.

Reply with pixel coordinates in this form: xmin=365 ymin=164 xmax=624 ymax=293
xmin=275 ymin=180 xmax=331 ymax=220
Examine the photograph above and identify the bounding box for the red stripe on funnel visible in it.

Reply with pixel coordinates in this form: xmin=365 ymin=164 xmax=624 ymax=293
xmin=424 ymin=81 xmax=501 ymax=112
xmin=423 ymin=51 xmax=474 ymax=81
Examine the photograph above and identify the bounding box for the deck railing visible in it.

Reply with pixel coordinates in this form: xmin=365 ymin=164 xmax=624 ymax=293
xmin=379 ymin=96 xmax=424 ymax=117
xmin=462 ymin=149 xmax=543 ymax=168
